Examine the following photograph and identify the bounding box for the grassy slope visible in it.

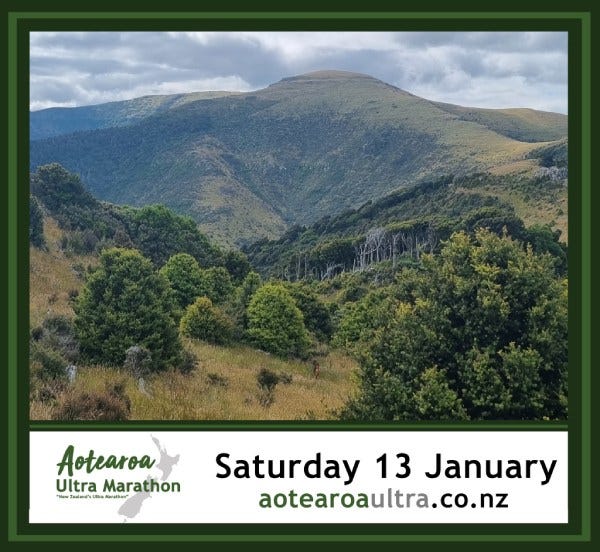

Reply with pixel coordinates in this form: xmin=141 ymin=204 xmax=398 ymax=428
xmin=29 ymin=217 xmax=97 ymax=327
xmin=456 ymin=179 xmax=567 ymax=240
xmin=30 ymin=343 xmax=358 ymax=421
xmin=29 ymin=217 xmax=358 ymax=420
xmin=432 ymin=101 xmax=568 ymax=142
xmin=30 ymin=71 xmax=566 ymax=246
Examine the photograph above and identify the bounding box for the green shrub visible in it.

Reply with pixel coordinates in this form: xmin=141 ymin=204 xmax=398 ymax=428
xmin=178 ymin=348 xmax=198 ymax=375
xmin=180 ymin=296 xmax=234 ymax=345
xmin=228 ymin=271 xmax=262 ymax=336
xmin=159 ymin=253 xmax=205 ymax=310
xmin=120 ymin=204 xmax=222 ymax=267
xmin=246 ymin=283 xmax=310 ymax=358
xmin=33 ymin=346 xmax=67 ymax=381
xmin=333 ymin=289 xmax=395 ymax=357
xmin=29 ymin=195 xmax=45 ymax=248
xmin=284 ymin=282 xmax=333 ymax=341
xmin=74 ymin=248 xmax=181 ymax=371
xmin=256 ymin=368 xmax=280 ymax=407
xmin=203 ymin=266 xmax=234 ymax=304
xmin=343 ymin=229 xmax=567 ymax=421
xmin=223 ymin=249 xmax=251 ymax=284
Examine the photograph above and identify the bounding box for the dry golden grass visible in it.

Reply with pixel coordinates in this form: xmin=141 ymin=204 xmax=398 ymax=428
xmin=29 ymin=217 xmax=358 ymax=421
xmin=30 ymin=341 xmax=359 ymax=421
xmin=29 ymin=217 xmax=97 ymax=327
xmin=29 ymin=400 xmax=56 ymax=420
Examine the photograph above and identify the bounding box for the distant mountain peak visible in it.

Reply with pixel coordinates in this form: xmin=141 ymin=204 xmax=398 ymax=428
xmin=298 ymin=69 xmax=374 ymax=79
xmin=276 ymin=69 xmax=378 ymax=83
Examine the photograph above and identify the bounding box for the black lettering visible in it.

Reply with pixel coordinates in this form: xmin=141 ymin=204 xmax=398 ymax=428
xmin=215 ymin=453 xmax=231 ymax=478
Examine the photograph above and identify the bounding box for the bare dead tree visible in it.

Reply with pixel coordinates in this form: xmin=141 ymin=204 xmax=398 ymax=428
xmin=321 ymin=261 xmax=344 ymax=280
xmin=391 ymin=232 xmax=402 ymax=268
xmin=426 ymin=224 xmax=439 ymax=254
xmin=401 ymin=231 xmax=414 ymax=258
xmin=367 ymin=227 xmax=387 ymax=263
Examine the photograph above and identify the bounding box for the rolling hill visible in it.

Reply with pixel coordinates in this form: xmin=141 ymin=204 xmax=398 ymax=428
xmin=431 ymin=102 xmax=568 ymax=143
xmin=30 ymin=90 xmax=238 ymax=141
xmin=30 ymin=70 xmax=567 ymax=246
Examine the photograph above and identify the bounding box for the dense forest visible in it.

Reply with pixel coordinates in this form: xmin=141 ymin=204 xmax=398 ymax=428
xmin=29 ymin=164 xmax=568 ymax=421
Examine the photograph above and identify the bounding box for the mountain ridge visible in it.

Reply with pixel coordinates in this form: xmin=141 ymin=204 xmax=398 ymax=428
xmin=30 ymin=70 xmax=567 ymax=246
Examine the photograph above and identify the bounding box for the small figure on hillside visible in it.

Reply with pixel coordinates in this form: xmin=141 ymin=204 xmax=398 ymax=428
xmin=312 ymin=359 xmax=320 ymax=379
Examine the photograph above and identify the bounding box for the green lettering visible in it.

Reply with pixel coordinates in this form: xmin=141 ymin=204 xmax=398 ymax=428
xmin=57 ymin=445 xmax=75 ymax=476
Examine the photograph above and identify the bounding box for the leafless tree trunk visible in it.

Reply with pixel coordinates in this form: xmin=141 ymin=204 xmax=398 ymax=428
xmin=426 ymin=224 xmax=439 ymax=253
xmin=391 ymin=232 xmax=402 ymax=268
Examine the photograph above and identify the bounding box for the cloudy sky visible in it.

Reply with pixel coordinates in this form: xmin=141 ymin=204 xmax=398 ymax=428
xmin=30 ymin=31 xmax=568 ymax=113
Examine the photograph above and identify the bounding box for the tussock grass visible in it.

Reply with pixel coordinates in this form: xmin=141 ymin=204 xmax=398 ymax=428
xmin=29 ymin=217 xmax=96 ymax=327
xmin=30 ymin=341 xmax=359 ymax=421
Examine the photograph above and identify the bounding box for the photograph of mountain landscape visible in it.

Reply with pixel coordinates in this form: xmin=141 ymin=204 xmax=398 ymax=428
xmin=29 ymin=31 xmax=568 ymax=421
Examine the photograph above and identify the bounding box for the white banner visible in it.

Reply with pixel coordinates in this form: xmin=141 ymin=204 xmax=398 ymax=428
xmin=29 ymin=431 xmax=568 ymax=524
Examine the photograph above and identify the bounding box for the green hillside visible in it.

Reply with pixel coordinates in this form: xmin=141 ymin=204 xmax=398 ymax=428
xmin=30 ymin=90 xmax=237 ymax=141
xmin=244 ymin=173 xmax=567 ymax=280
xmin=30 ymin=70 xmax=567 ymax=246
xmin=432 ymin=102 xmax=567 ymax=142
xmin=29 ymin=165 xmax=567 ymax=422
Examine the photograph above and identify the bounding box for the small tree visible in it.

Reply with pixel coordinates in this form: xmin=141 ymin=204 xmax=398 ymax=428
xmin=121 ymin=204 xmax=222 ymax=267
xmin=29 ymin=195 xmax=45 ymax=248
xmin=238 ymin=271 xmax=262 ymax=309
xmin=246 ymin=283 xmax=310 ymax=358
xmin=229 ymin=271 xmax=261 ymax=330
xmin=223 ymin=249 xmax=251 ymax=285
xmin=333 ymin=289 xmax=394 ymax=356
xmin=74 ymin=248 xmax=180 ymax=371
xmin=159 ymin=253 xmax=204 ymax=310
xmin=284 ymin=282 xmax=333 ymax=341
xmin=203 ymin=266 xmax=234 ymax=304
xmin=180 ymin=296 xmax=233 ymax=344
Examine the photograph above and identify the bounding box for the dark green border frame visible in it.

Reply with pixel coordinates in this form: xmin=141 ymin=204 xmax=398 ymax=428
xmin=4 ymin=2 xmax=593 ymax=545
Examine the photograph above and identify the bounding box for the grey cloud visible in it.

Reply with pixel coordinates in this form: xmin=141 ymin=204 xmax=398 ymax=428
xmin=395 ymin=31 xmax=567 ymax=54
xmin=30 ymin=55 xmax=139 ymax=76
xmin=31 ymin=78 xmax=86 ymax=104
xmin=30 ymin=31 xmax=568 ymax=113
